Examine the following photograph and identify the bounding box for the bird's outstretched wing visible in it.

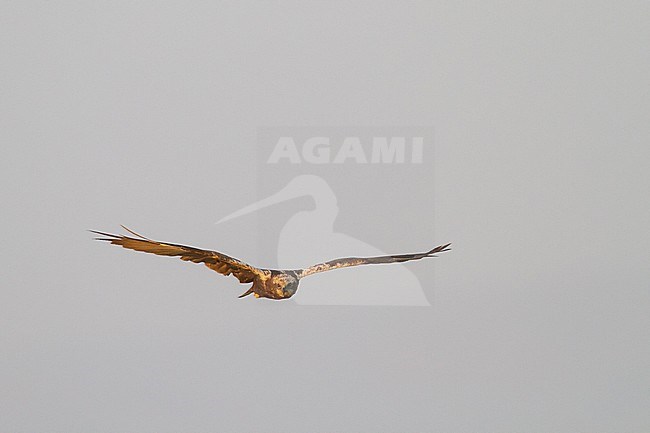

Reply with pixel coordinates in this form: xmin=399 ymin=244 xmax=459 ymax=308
xmin=90 ymin=226 xmax=264 ymax=284
xmin=298 ymin=243 xmax=451 ymax=278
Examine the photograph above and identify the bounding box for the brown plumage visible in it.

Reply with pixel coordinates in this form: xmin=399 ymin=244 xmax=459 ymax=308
xmin=91 ymin=226 xmax=451 ymax=300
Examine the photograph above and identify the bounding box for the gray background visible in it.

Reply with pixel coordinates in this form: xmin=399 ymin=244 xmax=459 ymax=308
xmin=1 ymin=1 xmax=649 ymax=432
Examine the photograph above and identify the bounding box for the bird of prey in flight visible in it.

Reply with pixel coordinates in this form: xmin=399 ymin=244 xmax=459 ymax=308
xmin=91 ymin=226 xmax=451 ymax=300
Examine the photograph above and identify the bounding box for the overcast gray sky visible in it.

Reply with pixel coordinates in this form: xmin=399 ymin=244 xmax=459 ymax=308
xmin=1 ymin=1 xmax=649 ymax=432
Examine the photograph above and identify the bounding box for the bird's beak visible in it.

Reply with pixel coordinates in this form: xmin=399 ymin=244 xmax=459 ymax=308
xmin=216 ymin=182 xmax=302 ymax=224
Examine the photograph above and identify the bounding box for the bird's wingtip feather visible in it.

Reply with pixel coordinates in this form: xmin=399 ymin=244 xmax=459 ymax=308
xmin=120 ymin=225 xmax=150 ymax=240
xmin=89 ymin=229 xmax=120 ymax=239
xmin=426 ymin=242 xmax=452 ymax=255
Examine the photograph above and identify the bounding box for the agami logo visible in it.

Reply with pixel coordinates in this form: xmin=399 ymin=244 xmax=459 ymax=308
xmin=267 ymin=136 xmax=424 ymax=164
